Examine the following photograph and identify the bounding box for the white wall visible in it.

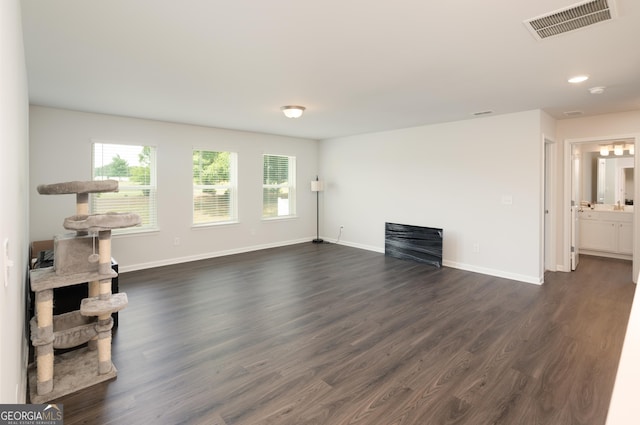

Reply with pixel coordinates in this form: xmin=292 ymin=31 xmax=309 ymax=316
xmin=29 ymin=106 xmax=319 ymax=271
xmin=319 ymin=110 xmax=545 ymax=283
xmin=606 ymin=269 xmax=640 ymax=425
xmin=555 ymin=110 xmax=640 ymax=275
xmin=0 ymin=0 xmax=30 ymax=403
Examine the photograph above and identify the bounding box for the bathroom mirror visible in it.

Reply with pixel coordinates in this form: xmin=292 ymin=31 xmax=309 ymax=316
xmin=579 ymin=141 xmax=635 ymax=206
xmin=596 ymin=156 xmax=634 ymax=205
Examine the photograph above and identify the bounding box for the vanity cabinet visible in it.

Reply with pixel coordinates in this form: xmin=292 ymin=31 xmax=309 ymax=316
xmin=619 ymin=222 xmax=633 ymax=254
xmin=579 ymin=210 xmax=633 ymax=258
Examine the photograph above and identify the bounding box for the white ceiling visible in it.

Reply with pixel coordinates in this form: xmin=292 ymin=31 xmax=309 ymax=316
xmin=20 ymin=0 xmax=640 ymax=140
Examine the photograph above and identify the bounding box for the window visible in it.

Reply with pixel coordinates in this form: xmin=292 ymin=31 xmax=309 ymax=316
xmin=263 ymin=154 xmax=296 ymax=218
xmin=91 ymin=142 xmax=157 ymax=232
xmin=193 ymin=150 xmax=237 ymax=225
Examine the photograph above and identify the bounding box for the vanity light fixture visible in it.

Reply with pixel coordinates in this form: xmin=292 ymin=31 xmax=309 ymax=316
xmin=614 ymin=144 xmax=624 ymax=156
xmin=628 ymin=144 xmax=635 ymax=155
xmin=600 ymin=145 xmax=610 ymax=156
xmin=281 ymin=105 xmax=306 ymax=118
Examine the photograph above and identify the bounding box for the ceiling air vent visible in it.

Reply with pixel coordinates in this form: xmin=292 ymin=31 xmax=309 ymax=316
xmin=472 ymin=110 xmax=494 ymax=117
xmin=563 ymin=110 xmax=584 ymax=117
xmin=524 ymin=0 xmax=617 ymax=40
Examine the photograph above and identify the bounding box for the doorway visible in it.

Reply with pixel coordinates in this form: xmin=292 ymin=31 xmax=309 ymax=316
xmin=564 ymin=135 xmax=639 ymax=281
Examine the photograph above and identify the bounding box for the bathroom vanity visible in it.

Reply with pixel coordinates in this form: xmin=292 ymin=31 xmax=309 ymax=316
xmin=579 ymin=209 xmax=633 ymax=259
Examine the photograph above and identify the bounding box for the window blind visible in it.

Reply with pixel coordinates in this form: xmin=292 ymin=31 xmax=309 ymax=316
xmin=193 ymin=150 xmax=237 ymax=225
xmin=263 ymin=154 xmax=296 ymax=218
xmin=91 ymin=142 xmax=158 ymax=232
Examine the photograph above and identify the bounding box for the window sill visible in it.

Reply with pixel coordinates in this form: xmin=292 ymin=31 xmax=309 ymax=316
xmin=261 ymin=215 xmax=298 ymax=222
xmin=191 ymin=221 xmax=240 ymax=230
xmin=112 ymin=227 xmax=160 ymax=238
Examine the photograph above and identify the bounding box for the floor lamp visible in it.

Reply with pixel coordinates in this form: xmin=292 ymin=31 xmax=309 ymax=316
xmin=311 ymin=176 xmax=324 ymax=243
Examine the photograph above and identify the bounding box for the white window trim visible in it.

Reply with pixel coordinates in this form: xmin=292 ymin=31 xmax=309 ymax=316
xmin=192 ymin=149 xmax=238 ymax=226
xmin=91 ymin=140 xmax=159 ymax=234
xmin=262 ymin=154 xmax=297 ymax=219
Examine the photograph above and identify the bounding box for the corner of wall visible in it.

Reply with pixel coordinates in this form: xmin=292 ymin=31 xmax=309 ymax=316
xmin=0 ymin=0 xmax=30 ymax=404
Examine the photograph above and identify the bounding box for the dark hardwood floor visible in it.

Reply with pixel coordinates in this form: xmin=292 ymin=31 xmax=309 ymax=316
xmin=49 ymin=244 xmax=635 ymax=424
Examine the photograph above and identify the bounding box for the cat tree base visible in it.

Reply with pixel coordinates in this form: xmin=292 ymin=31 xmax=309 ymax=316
xmin=28 ymin=347 xmax=117 ymax=404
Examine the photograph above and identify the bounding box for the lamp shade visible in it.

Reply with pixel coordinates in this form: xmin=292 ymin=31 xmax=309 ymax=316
xmin=311 ymin=180 xmax=324 ymax=192
xmin=281 ymin=105 xmax=305 ymax=118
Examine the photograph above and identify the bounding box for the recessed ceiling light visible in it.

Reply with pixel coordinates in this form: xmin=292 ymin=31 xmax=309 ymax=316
xmin=568 ymin=75 xmax=589 ymax=84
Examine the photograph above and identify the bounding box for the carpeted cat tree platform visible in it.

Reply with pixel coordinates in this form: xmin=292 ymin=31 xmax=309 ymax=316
xmin=28 ymin=180 xmax=140 ymax=403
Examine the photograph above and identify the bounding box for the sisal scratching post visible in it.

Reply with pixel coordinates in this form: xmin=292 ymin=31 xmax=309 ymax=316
xmin=97 ymin=229 xmax=113 ymax=374
xmin=87 ymin=279 xmax=100 ymax=351
xmin=88 ymin=280 xmax=100 ymax=298
xmin=33 ymin=290 xmax=54 ymax=395
xmin=88 ymin=232 xmax=102 ymax=350
xmin=98 ymin=231 xmax=111 ymax=277
xmin=96 ymin=319 xmax=113 ymax=374
xmin=76 ymin=192 xmax=89 ymax=215
xmin=75 ymin=193 xmax=89 ymax=236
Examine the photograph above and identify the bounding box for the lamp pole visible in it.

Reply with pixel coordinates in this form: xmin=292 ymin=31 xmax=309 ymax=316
xmin=312 ymin=176 xmax=323 ymax=243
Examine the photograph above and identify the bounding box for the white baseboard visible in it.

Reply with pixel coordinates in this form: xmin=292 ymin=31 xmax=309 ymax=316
xmin=333 ymin=239 xmax=384 ymax=253
xmin=578 ymin=250 xmax=632 ymax=261
xmin=118 ymin=238 xmax=312 ymax=273
xmin=443 ymin=260 xmax=542 ymax=285
xmin=336 ymin=239 xmax=542 ymax=285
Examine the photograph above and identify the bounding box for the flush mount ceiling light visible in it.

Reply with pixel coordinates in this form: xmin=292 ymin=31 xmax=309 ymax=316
xmin=281 ymin=105 xmax=306 ymax=118
xmin=568 ymin=75 xmax=589 ymax=83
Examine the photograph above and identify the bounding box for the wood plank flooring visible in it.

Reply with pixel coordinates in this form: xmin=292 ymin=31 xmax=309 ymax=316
xmin=49 ymin=244 xmax=635 ymax=424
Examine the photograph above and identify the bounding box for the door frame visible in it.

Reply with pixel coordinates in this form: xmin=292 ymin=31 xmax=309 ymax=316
xmin=563 ymin=134 xmax=640 ymax=281
xmin=544 ymin=138 xmax=557 ymax=272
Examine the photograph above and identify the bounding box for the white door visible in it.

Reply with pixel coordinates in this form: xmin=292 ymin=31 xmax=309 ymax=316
xmin=571 ymin=152 xmax=581 ymax=271
xmin=544 ymin=141 xmax=551 ymax=271
xmin=571 ymin=205 xmax=580 ymax=270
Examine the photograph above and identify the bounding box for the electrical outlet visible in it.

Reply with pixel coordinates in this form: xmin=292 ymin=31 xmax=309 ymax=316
xmin=473 ymin=242 xmax=480 ymax=253
xmin=174 ymin=237 xmax=180 ymax=246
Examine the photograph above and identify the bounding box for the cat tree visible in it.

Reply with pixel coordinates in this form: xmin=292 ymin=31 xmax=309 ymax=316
xmin=29 ymin=180 xmax=141 ymax=403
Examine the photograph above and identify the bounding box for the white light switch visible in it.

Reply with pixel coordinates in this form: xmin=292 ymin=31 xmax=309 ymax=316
xmin=3 ymin=238 xmax=14 ymax=287
xmin=501 ymin=195 xmax=513 ymax=205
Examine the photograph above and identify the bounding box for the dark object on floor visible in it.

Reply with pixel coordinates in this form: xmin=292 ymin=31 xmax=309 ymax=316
xmin=385 ymin=222 xmax=443 ymax=267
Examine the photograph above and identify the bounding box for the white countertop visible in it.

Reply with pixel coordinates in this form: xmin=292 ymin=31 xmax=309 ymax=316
xmin=590 ymin=204 xmax=634 ymax=213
